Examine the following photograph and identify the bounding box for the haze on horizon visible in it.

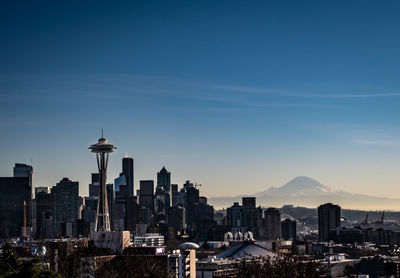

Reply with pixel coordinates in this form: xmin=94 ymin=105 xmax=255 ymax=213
xmin=1 ymin=1 xmax=400 ymax=210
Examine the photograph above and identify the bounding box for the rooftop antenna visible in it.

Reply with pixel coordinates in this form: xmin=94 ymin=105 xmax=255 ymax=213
xmin=101 ymin=129 xmax=104 ymax=139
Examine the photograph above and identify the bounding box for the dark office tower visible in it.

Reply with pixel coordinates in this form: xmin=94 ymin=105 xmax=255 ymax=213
xmin=14 ymin=163 xmax=33 ymax=185
xmin=114 ymin=174 xmax=129 ymax=197
xmin=265 ymin=208 xmax=281 ymax=240
xmin=256 ymin=207 xmax=265 ymax=239
xmin=82 ymin=196 xmax=98 ymax=234
xmin=227 ymin=202 xmax=245 ymax=227
xmin=186 ymin=185 xmax=199 ymax=204
xmin=13 ymin=163 xmax=33 ymax=228
xmin=51 ymin=178 xmax=79 ymax=237
xmin=181 ymin=181 xmax=200 ymax=230
xmin=122 ymin=157 xmax=134 ymax=197
xmin=199 ymin=196 xmax=207 ymax=204
xmin=168 ymin=206 xmax=186 ymax=233
xmin=89 ymin=173 xmax=100 ymax=197
xmin=171 ymin=184 xmax=178 ymax=207
xmin=114 ymin=174 xmax=128 ymax=230
xmin=318 ymin=203 xmax=341 ymax=242
xmin=194 ymin=199 xmax=214 ymax=239
xmin=242 ymin=197 xmax=258 ymax=235
xmin=35 ymin=187 xmax=52 ymax=239
xmin=281 ymin=219 xmax=297 ymax=240
xmin=0 ymin=175 xmax=31 ymax=238
xmin=139 ymin=180 xmax=154 ymax=212
xmin=242 ymin=197 xmax=256 ymax=209
xmin=154 ymin=187 xmax=168 ymax=219
xmin=157 ymin=167 xmax=171 ymax=192
xmin=125 ymin=197 xmax=142 ymax=232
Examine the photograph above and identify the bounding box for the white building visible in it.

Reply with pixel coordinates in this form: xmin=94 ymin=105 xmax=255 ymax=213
xmin=134 ymin=233 xmax=164 ymax=246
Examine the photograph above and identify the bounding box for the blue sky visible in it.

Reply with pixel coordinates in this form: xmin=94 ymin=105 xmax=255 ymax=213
xmin=1 ymin=1 xmax=400 ymax=204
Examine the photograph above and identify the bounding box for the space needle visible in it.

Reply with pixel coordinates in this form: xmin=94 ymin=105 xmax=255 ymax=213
xmin=89 ymin=131 xmax=116 ymax=232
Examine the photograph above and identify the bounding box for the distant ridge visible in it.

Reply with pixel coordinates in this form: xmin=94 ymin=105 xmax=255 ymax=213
xmin=209 ymin=176 xmax=400 ymax=210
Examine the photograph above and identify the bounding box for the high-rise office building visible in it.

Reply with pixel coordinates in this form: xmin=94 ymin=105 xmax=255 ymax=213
xmin=242 ymin=197 xmax=258 ymax=235
xmin=89 ymin=173 xmax=100 ymax=197
xmin=171 ymin=184 xmax=178 ymax=207
xmin=184 ymin=182 xmax=200 ymax=230
xmin=281 ymin=218 xmax=297 ymax=240
xmin=114 ymin=174 xmax=128 ymax=197
xmin=157 ymin=167 xmax=171 ymax=192
xmin=13 ymin=163 xmax=33 ymax=187
xmin=242 ymin=197 xmax=256 ymax=209
xmin=13 ymin=163 xmax=33 ymax=228
xmin=227 ymin=202 xmax=245 ymax=228
xmin=318 ymin=203 xmax=341 ymax=242
xmin=0 ymin=174 xmax=31 ymax=238
xmin=168 ymin=206 xmax=186 ymax=233
xmin=114 ymin=174 xmax=128 ymax=230
xmin=35 ymin=187 xmax=52 ymax=239
xmin=51 ymin=178 xmax=79 ymax=237
xmin=265 ymin=208 xmax=281 ymax=240
xmin=122 ymin=157 xmax=134 ymax=197
xmin=193 ymin=198 xmax=214 ymax=239
xmin=125 ymin=196 xmax=142 ymax=232
xmin=154 ymin=187 xmax=168 ymax=218
xmin=82 ymin=196 xmax=98 ymax=235
xmin=139 ymin=180 xmax=154 ymax=212
xmin=0 ymin=163 xmax=33 ymax=238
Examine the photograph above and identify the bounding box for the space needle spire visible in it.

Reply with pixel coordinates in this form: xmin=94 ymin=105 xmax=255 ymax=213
xmin=89 ymin=131 xmax=116 ymax=232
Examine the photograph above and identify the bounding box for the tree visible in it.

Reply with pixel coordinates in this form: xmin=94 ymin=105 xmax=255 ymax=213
xmin=5 ymin=262 xmax=61 ymax=278
xmin=0 ymin=243 xmax=61 ymax=278
xmin=230 ymin=255 xmax=327 ymax=278
xmin=0 ymin=243 xmax=19 ymax=276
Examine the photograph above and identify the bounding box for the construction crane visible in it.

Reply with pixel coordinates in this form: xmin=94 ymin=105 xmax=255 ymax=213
xmin=194 ymin=182 xmax=202 ymax=188
xmin=375 ymin=211 xmax=385 ymax=224
xmin=361 ymin=213 xmax=369 ymax=225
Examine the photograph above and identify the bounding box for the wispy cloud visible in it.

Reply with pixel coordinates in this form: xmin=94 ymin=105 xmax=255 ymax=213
xmin=252 ymin=103 xmax=344 ymax=109
xmin=212 ymin=85 xmax=282 ymax=95
xmin=301 ymin=92 xmax=400 ymax=99
xmin=194 ymin=92 xmax=344 ymax=109
xmin=353 ymin=140 xmax=400 ymax=147
xmin=213 ymin=85 xmax=400 ymax=99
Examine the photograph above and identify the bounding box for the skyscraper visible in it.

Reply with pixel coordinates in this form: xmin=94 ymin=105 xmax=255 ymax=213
xmin=227 ymin=202 xmax=245 ymax=228
xmin=265 ymin=208 xmax=281 ymax=240
xmin=114 ymin=174 xmax=128 ymax=230
xmin=281 ymin=218 xmax=297 ymax=240
xmin=168 ymin=206 xmax=186 ymax=233
xmin=52 ymin=178 xmax=79 ymax=237
xmin=171 ymin=184 xmax=178 ymax=207
xmin=242 ymin=197 xmax=258 ymax=235
xmin=157 ymin=167 xmax=171 ymax=192
xmin=125 ymin=196 xmax=143 ymax=232
xmin=13 ymin=163 xmax=33 ymax=227
xmin=0 ymin=163 xmax=33 ymax=238
xmin=242 ymin=197 xmax=256 ymax=209
xmin=0 ymin=177 xmax=31 ymax=238
xmin=89 ymin=173 xmax=100 ymax=197
xmin=82 ymin=196 xmax=98 ymax=235
xmin=122 ymin=157 xmax=134 ymax=197
xmin=318 ymin=203 xmax=341 ymax=242
xmin=139 ymin=180 xmax=154 ymax=212
xmin=35 ymin=187 xmax=52 ymax=239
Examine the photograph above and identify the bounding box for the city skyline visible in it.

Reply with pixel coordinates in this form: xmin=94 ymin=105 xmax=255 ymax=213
xmin=1 ymin=1 xmax=400 ymax=207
